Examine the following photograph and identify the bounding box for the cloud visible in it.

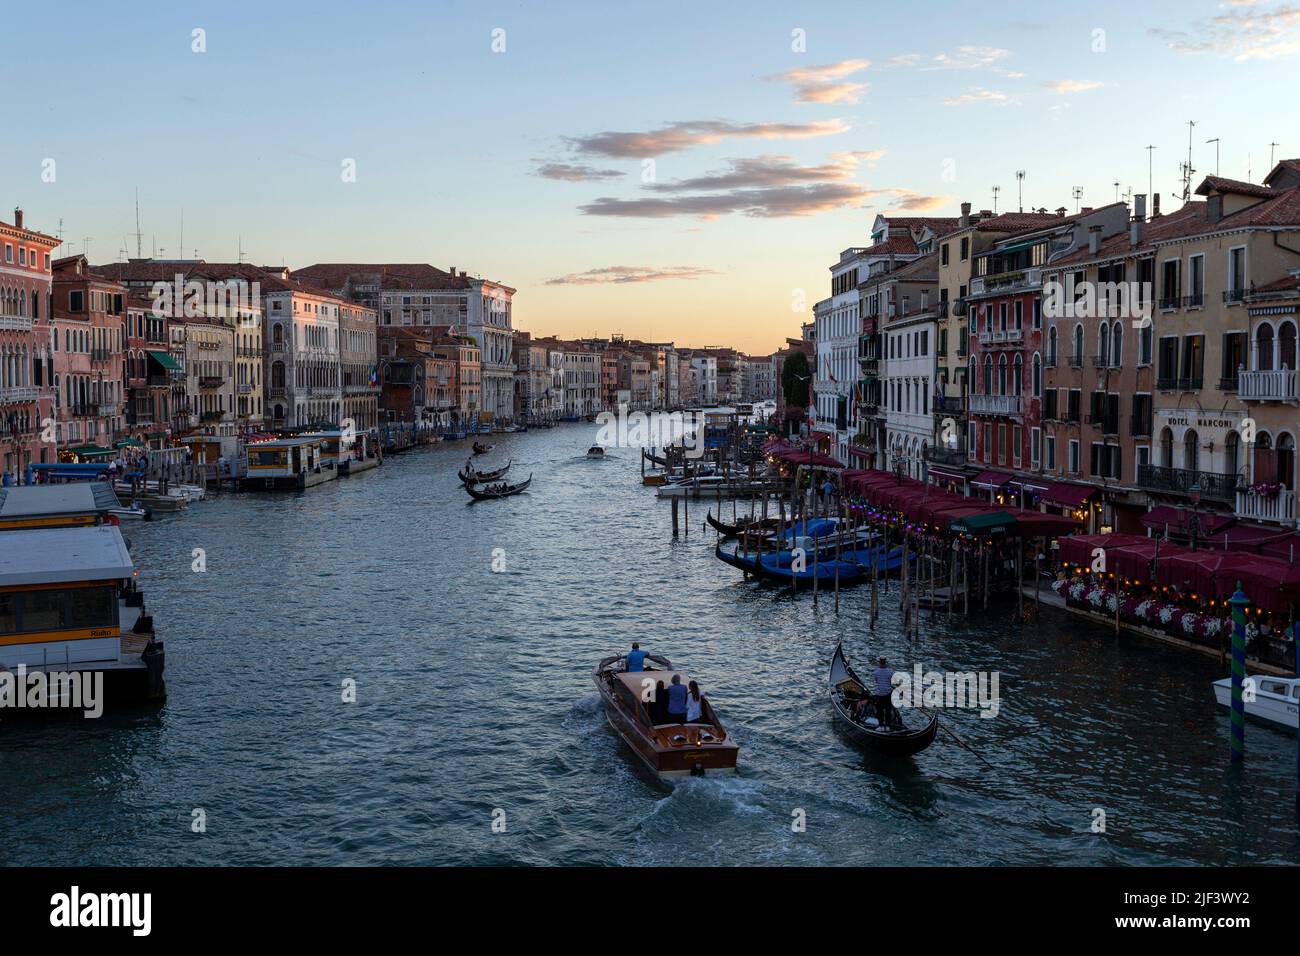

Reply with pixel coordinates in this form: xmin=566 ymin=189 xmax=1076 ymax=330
xmin=579 ymin=182 xmax=870 ymax=219
xmin=564 ymin=119 xmax=850 ymax=158
xmin=765 ymin=59 xmax=871 ymax=103
xmin=1149 ymin=1 xmax=1300 ymax=60
xmin=545 ymin=265 xmax=720 ymax=286
xmin=1041 ymin=79 xmax=1103 ymax=94
xmin=887 ymin=46 xmax=1018 ymax=73
xmin=884 ymin=190 xmax=953 ymax=212
xmin=646 ymin=151 xmax=884 ymax=192
xmin=943 ymin=87 xmax=1011 ymax=106
xmin=534 ymin=162 xmax=623 ymax=182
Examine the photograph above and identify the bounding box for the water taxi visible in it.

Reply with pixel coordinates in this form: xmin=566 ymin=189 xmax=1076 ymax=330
xmin=0 ymin=522 xmax=165 ymax=709
xmin=1213 ymin=675 xmax=1300 ymax=729
xmin=593 ymin=652 xmax=739 ymax=780
xmin=240 ymin=436 xmax=337 ymax=490
xmin=586 ymin=445 xmax=605 ymax=459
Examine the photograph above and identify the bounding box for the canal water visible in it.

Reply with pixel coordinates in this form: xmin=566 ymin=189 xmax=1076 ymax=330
xmin=3 ymin=424 xmax=1298 ymax=866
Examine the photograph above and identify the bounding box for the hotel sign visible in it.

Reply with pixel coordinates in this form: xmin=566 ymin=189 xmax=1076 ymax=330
xmin=1155 ymin=408 xmax=1236 ymax=440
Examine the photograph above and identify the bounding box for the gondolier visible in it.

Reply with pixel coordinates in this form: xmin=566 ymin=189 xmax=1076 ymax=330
xmin=872 ymin=657 xmax=897 ymax=730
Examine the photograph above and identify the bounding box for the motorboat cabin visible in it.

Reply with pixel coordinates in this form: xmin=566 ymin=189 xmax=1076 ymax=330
xmin=240 ymin=436 xmax=336 ymax=490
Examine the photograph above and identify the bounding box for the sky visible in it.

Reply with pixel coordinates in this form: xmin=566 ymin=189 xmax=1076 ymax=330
xmin=3 ymin=0 xmax=1297 ymax=354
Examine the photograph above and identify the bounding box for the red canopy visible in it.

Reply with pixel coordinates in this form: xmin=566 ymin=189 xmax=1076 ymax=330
xmin=1012 ymin=511 xmax=1083 ymax=538
xmin=1057 ymin=532 xmax=1150 ymax=568
xmin=778 ymin=449 xmax=844 ymax=469
xmin=1040 ymin=481 xmax=1096 ymax=509
xmin=1140 ymin=505 xmax=1234 ymax=537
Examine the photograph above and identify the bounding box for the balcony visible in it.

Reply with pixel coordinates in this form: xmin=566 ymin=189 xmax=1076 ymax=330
xmin=970 ymin=267 xmax=1042 ymax=297
xmin=925 ymin=444 xmax=967 ymax=466
xmin=148 ymin=374 xmax=170 ymax=388
xmin=267 ymin=387 xmax=286 ymax=399
xmin=1236 ymin=488 xmax=1297 ymax=524
xmin=1091 ymin=355 xmax=1119 ymax=369
xmin=1218 ymin=375 xmax=1238 ymax=392
xmin=1156 ymin=375 xmax=1203 ymax=391
xmin=1183 ymin=293 xmax=1205 ymax=309
xmin=1137 ymin=464 xmax=1238 ymax=502
xmin=1068 ymin=354 xmax=1083 ymax=369
xmin=1238 ymin=368 xmax=1299 ymax=402
xmin=0 ymin=386 xmax=39 ymax=404
xmin=968 ymin=393 xmax=1022 ymax=416
xmin=0 ymin=315 xmax=33 ymax=331
xmin=199 ymin=375 xmax=224 ymax=389
xmin=97 ymin=403 xmax=116 ymax=416
xmin=238 ymin=383 xmax=253 ymax=394
xmin=200 ymin=411 xmax=224 ymax=423
xmin=1159 ymin=296 xmax=1180 ymax=311
xmin=1223 ymin=289 xmax=1247 ymax=305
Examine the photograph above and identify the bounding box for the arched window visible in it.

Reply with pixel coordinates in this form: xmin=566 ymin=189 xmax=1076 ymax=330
xmin=1013 ymin=354 xmax=1023 ymax=394
xmin=1072 ymin=323 xmax=1084 ymax=362
xmin=1048 ymin=326 xmax=1058 ymax=364
xmin=1160 ymin=426 xmax=1174 ymax=468
xmin=1279 ymin=433 xmax=1295 ymax=490
xmin=1184 ymin=429 xmax=1199 ymax=472
xmin=983 ymin=355 xmax=992 ymax=393
xmin=1098 ymin=320 xmax=1110 ymax=365
xmin=1111 ymin=322 xmax=1123 ymax=368
xmin=1256 ymin=323 xmax=1275 ymax=371
xmin=1225 ymin=431 xmax=1240 ymax=478
xmin=1032 ymin=353 xmax=1041 ymax=397
xmin=998 ymin=354 xmax=1008 ymax=395
xmin=1280 ymin=321 xmax=1297 ymax=370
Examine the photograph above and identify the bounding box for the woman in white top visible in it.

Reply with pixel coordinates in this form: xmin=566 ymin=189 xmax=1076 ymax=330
xmin=685 ymin=681 xmax=705 ymax=723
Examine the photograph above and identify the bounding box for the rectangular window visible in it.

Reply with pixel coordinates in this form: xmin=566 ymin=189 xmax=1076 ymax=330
xmin=1228 ymin=247 xmax=1246 ymax=299
xmin=68 ymin=290 xmax=83 ymax=312
xmin=1046 ymin=435 xmax=1057 ymax=471
xmin=1031 ymin=427 xmax=1041 ymax=468
xmin=941 ymin=244 xmax=950 ymax=266
xmin=1012 ymin=425 xmax=1022 ymax=468
xmin=998 ymin=424 xmax=1007 ymax=465
xmin=1157 ymin=336 xmax=1179 ymax=383
xmin=1068 ymin=439 xmax=1080 ymax=475
xmin=1161 ymin=260 xmax=1180 ymax=306
xmin=960 ymin=237 xmax=969 ymax=261
xmin=983 ymin=423 xmax=992 ymax=464
xmin=1221 ymin=331 xmax=1246 ymax=386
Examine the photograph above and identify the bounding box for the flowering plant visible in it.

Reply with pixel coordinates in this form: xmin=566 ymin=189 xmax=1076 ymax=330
xmin=1159 ymin=606 xmax=1175 ymax=624
xmin=1202 ymin=617 xmax=1224 ymax=638
xmin=1248 ymin=481 xmax=1282 ymax=497
xmin=1135 ymin=600 xmax=1154 ymax=620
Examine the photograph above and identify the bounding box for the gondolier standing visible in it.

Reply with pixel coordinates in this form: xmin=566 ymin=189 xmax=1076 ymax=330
xmin=872 ymin=656 xmax=896 ymax=729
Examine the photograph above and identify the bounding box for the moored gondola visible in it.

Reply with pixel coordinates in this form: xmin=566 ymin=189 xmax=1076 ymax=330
xmin=464 ymin=474 xmax=532 ymax=500
xmin=828 ymin=643 xmax=937 ymax=757
xmin=705 ymin=510 xmax=781 ymax=538
xmin=458 ymin=459 xmax=511 ymax=485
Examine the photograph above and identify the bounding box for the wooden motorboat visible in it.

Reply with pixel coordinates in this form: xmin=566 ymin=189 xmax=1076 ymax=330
xmin=464 ymin=474 xmax=532 ymax=500
xmin=458 ymin=459 xmax=511 ymax=485
xmin=828 ymin=644 xmax=937 ymax=757
xmin=471 ymin=441 xmax=493 ymax=455
xmin=593 ymin=653 xmax=739 ymax=780
xmin=109 ymin=503 xmax=153 ymax=521
xmin=1213 ymin=674 xmax=1299 ymax=729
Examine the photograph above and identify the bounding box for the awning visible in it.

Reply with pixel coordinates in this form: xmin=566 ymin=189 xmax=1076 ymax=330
xmin=1057 ymin=532 xmax=1151 ymax=568
xmin=1041 ymin=482 xmax=1097 ymax=509
xmin=65 ymin=445 xmax=114 ymax=458
xmin=950 ymin=511 xmax=1017 ymax=535
xmin=114 ymin=437 xmax=144 ymax=448
xmin=1008 ymin=478 xmax=1049 ymax=492
xmin=970 ymin=470 xmax=1013 ymax=489
xmin=928 ymin=467 xmax=966 ymax=484
xmin=147 ymin=350 xmax=181 ymax=371
xmin=1140 ymin=505 xmax=1234 ymax=537
xmin=1012 ymin=511 xmax=1082 ymax=537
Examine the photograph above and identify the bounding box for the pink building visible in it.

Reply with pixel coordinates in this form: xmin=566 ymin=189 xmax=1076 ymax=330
xmin=52 ymin=255 xmax=127 ymax=458
xmin=0 ymin=208 xmax=59 ymax=481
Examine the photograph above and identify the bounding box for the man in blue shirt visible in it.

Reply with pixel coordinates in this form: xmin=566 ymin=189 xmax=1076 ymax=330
xmin=625 ymin=643 xmax=647 ymax=672
xmin=665 ymin=674 xmax=689 ymax=723
xmin=871 ymin=656 xmax=897 ymax=729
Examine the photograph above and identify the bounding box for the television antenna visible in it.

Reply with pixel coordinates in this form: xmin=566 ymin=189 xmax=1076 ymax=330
xmin=1071 ymin=186 xmax=1083 ymax=212
xmin=1015 ymin=170 xmax=1026 ymax=212
xmin=991 ymin=185 xmax=1001 ymax=214
xmin=1179 ymin=120 xmax=1197 ymax=202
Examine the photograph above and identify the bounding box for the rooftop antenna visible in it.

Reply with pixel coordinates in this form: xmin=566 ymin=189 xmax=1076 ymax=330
xmin=1071 ymin=186 xmax=1083 ymax=212
xmin=134 ymin=188 xmax=143 ymax=258
xmin=1145 ymin=145 xmax=1157 ymax=211
xmin=81 ymin=237 xmax=93 ymax=259
xmin=238 ymin=235 xmax=245 ymax=264
xmin=1179 ymin=120 xmax=1197 ymax=202
xmin=1206 ymin=137 xmax=1220 ymax=175
xmin=991 ymin=184 xmax=1001 ymax=213
xmin=1270 ymin=141 xmax=1280 ymax=170
xmin=1015 ymin=170 xmax=1026 ymax=212
xmin=1113 ymin=180 xmax=1121 ymax=203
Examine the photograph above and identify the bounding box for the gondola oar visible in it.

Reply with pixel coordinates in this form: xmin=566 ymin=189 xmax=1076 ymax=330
xmin=920 ymin=708 xmax=996 ymax=771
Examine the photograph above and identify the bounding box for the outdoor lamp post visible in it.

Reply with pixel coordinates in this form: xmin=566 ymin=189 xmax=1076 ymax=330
xmin=1228 ymin=582 xmax=1249 ymax=764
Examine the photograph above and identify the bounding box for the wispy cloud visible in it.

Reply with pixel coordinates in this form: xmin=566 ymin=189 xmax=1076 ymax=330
xmin=1041 ymin=79 xmax=1103 ymax=94
xmin=883 ymin=190 xmax=953 ymax=212
xmin=534 ymin=162 xmax=623 ymax=182
xmin=887 ymin=45 xmax=1020 ymax=75
xmin=564 ymin=119 xmax=850 ymax=158
xmin=1149 ymin=0 xmax=1300 ymax=60
xmin=943 ymin=87 xmax=1012 ymax=106
xmin=579 ymin=183 xmax=869 ymax=219
xmin=544 ymin=265 xmax=720 ymax=285
xmin=765 ymin=59 xmax=871 ymax=103
xmin=646 ymin=151 xmax=884 ymax=193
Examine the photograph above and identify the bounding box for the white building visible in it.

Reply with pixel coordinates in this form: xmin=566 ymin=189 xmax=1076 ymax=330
xmin=880 ymin=254 xmax=941 ymax=479
xmin=689 ymin=355 xmax=718 ymax=405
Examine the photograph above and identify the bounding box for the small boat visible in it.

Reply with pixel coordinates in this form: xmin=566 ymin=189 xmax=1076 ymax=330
xmin=472 ymin=441 xmax=493 ymax=455
xmin=587 ymin=446 xmax=605 ymax=459
xmin=465 ymin=474 xmax=532 ymax=500
xmin=643 ymin=448 xmax=668 ymax=468
xmin=593 ymin=652 xmax=739 ymax=780
xmin=829 ymin=644 xmax=938 ymax=757
xmin=714 ymin=532 xmax=908 ymax=586
xmin=109 ymin=503 xmax=153 ymax=521
xmin=458 ymin=459 xmax=511 ymax=485
xmin=1213 ymin=674 xmax=1299 ymax=729
xmin=705 ymin=511 xmax=781 ymax=538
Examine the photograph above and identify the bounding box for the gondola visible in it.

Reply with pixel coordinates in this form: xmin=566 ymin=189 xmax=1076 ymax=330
xmin=714 ymin=538 xmax=908 ymax=586
xmin=472 ymin=441 xmax=493 ymax=455
xmin=705 ymin=510 xmax=781 ymax=538
xmin=464 ymin=474 xmax=532 ymax=500
xmin=458 ymin=459 xmax=511 ymax=485
xmin=828 ymin=643 xmax=937 ymax=757
xmin=642 ymin=448 xmax=668 ymax=468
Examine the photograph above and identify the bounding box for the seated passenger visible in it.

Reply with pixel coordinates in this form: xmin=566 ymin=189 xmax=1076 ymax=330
xmin=650 ymin=680 xmax=667 ymax=724
xmin=666 ymin=674 xmax=688 ymax=724
xmin=685 ymin=680 xmax=706 ymax=723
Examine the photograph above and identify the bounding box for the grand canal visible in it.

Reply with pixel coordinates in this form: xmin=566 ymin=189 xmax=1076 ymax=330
xmin=3 ymin=424 xmax=1298 ymax=866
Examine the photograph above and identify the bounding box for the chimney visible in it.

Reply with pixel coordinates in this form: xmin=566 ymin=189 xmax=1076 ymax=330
xmin=1056 ymin=207 xmax=1067 ymax=218
xmin=979 ymin=210 xmax=992 ymax=217
xmin=13 ymin=208 xmax=22 ymax=229
xmin=1152 ymin=193 xmax=1161 ymax=218
xmin=1133 ymin=193 xmax=1147 ymax=221
xmin=1088 ymin=225 xmax=1102 ymax=255
xmin=449 ymin=265 xmax=455 ymax=275
xmin=1081 ymin=207 xmax=1093 ymax=214
xmin=959 ymin=201 xmax=971 ymax=227
xmin=281 ymin=267 xmax=290 ymax=280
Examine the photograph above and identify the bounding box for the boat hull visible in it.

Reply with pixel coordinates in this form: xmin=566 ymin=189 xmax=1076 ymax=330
xmin=828 ymin=645 xmax=938 ymax=757
xmin=1213 ymin=678 xmax=1299 ymax=729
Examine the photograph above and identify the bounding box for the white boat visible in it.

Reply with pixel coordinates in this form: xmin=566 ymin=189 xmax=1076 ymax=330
xmin=586 ymin=446 xmax=606 ymax=459
xmin=109 ymin=504 xmax=152 ymax=521
xmin=1213 ymin=674 xmax=1300 ymax=729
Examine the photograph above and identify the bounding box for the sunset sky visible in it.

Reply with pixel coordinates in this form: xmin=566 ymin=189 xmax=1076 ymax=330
xmin=4 ymin=0 xmax=1297 ymax=353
